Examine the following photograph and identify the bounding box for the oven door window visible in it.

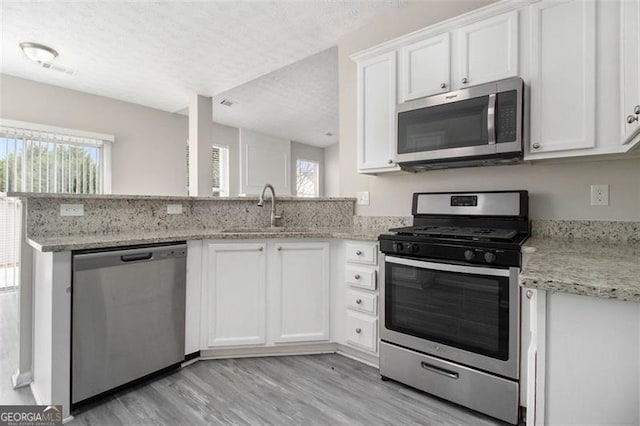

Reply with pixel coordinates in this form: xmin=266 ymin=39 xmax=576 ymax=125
xmin=385 ymin=261 xmax=509 ymax=360
xmin=397 ymin=96 xmax=489 ymax=154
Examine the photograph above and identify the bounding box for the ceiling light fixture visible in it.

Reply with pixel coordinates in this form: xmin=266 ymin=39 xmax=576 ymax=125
xmin=19 ymin=42 xmax=58 ymax=64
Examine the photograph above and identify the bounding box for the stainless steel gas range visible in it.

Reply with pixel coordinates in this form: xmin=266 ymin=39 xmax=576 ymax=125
xmin=378 ymin=191 xmax=530 ymax=425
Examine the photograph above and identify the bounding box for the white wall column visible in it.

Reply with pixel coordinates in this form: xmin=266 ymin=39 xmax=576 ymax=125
xmin=188 ymin=94 xmax=213 ymax=196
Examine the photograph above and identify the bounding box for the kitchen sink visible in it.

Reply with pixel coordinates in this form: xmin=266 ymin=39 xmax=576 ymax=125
xmin=220 ymin=227 xmax=314 ymax=233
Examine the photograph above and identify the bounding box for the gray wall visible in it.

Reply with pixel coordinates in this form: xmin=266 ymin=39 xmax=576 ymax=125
xmin=291 ymin=141 xmax=325 ymax=196
xmin=324 ymin=143 xmax=340 ymax=197
xmin=337 ymin=1 xmax=640 ymax=221
xmin=1 ymin=74 xmax=188 ymax=196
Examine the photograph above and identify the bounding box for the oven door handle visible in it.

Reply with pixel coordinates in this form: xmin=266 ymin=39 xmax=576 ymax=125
xmin=385 ymin=256 xmax=511 ymax=277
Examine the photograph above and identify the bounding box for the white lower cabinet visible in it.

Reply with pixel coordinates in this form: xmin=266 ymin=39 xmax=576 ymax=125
xmin=525 ymin=289 xmax=640 ymax=425
xmin=203 ymin=242 xmax=267 ymax=347
xmin=346 ymin=311 xmax=377 ymax=352
xmin=271 ymin=242 xmax=330 ymax=343
xmin=339 ymin=240 xmax=380 ymax=356
xmin=201 ymin=240 xmax=330 ymax=349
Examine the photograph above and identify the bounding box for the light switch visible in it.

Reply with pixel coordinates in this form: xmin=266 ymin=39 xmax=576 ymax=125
xmin=167 ymin=204 xmax=183 ymax=214
xmin=60 ymin=204 xmax=84 ymax=217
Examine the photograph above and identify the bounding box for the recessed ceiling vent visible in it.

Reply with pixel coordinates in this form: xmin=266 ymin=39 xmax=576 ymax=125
xmin=219 ymin=99 xmax=234 ymax=107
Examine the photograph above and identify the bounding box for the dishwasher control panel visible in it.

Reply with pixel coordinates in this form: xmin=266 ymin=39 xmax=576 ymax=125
xmin=158 ymin=248 xmax=187 ymax=259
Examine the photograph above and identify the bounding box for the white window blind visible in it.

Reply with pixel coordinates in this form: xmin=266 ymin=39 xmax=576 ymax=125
xmin=212 ymin=145 xmax=229 ymax=197
xmin=0 ymin=120 xmax=112 ymax=194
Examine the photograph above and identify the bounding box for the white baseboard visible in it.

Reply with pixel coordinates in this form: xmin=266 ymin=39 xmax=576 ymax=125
xmin=199 ymin=342 xmax=338 ymax=359
xmin=336 ymin=344 xmax=380 ymax=368
xmin=11 ymin=370 xmax=32 ymax=389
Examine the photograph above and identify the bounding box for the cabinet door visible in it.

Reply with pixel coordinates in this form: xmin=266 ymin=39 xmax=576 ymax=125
xmin=399 ymin=33 xmax=450 ymax=102
xmin=204 ymin=243 xmax=266 ymax=347
xmin=357 ymin=51 xmax=400 ymax=173
xmin=271 ymin=242 xmax=330 ymax=343
xmin=529 ymin=0 xmax=596 ymax=154
xmin=456 ymin=11 xmax=519 ymax=89
xmin=621 ymin=0 xmax=640 ymax=146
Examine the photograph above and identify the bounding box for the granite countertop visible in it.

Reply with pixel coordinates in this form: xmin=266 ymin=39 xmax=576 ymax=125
xmin=520 ymin=236 xmax=640 ymax=303
xmin=27 ymin=227 xmax=383 ymax=252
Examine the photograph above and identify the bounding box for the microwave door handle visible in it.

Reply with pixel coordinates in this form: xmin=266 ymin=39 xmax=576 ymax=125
xmin=487 ymin=93 xmax=496 ymax=145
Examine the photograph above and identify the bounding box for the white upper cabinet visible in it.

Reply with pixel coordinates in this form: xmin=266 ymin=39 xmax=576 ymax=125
xmin=357 ymin=51 xmax=400 ymax=173
xmin=621 ymin=0 xmax=640 ymax=147
xmin=271 ymin=242 xmax=330 ymax=344
xmin=455 ymin=10 xmax=519 ymax=89
xmin=528 ymin=0 xmax=596 ymax=155
xmin=399 ymin=33 xmax=450 ymax=102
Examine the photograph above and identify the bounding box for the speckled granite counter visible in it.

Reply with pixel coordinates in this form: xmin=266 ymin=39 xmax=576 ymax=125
xmin=520 ymin=236 xmax=640 ymax=303
xmin=27 ymin=228 xmax=384 ymax=252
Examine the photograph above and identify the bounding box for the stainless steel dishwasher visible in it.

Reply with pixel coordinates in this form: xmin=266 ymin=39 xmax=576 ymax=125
xmin=71 ymin=242 xmax=187 ymax=406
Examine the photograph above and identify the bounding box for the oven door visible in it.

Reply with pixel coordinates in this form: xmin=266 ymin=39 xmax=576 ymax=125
xmin=380 ymin=255 xmax=519 ymax=379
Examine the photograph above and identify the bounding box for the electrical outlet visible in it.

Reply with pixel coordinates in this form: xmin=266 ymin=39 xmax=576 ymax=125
xmin=356 ymin=191 xmax=370 ymax=206
xmin=60 ymin=204 xmax=84 ymax=217
xmin=167 ymin=204 xmax=183 ymax=214
xmin=590 ymin=185 xmax=609 ymax=206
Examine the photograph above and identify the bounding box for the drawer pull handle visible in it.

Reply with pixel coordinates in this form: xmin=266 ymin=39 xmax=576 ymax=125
xmin=354 ymin=274 xmax=361 ymax=280
xmin=355 ymin=298 xmax=362 ymax=304
xmin=355 ymin=250 xmax=363 ymax=256
xmin=420 ymin=362 xmax=459 ymax=380
xmin=355 ymin=327 xmax=362 ymax=334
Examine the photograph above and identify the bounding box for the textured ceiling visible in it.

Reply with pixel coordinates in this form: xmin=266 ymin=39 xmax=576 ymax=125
xmin=1 ymin=0 xmax=414 ymax=146
xmin=211 ymin=47 xmax=338 ymax=147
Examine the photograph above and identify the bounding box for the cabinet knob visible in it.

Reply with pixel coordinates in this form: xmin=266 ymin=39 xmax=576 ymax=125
xmin=355 ymin=250 xmax=363 ymax=256
xmin=440 ymin=82 xmax=447 ymax=89
xmin=634 ymin=105 xmax=640 ymax=115
xmin=461 ymin=77 xmax=469 ymax=84
xmin=258 ymin=247 xmax=264 ymax=252
xmin=387 ymin=159 xmax=393 ymax=164
xmin=354 ymin=274 xmax=361 ymax=280
xmin=277 ymin=246 xmax=282 ymax=251
xmin=526 ymin=289 xmax=533 ymax=300
xmin=355 ymin=327 xmax=362 ymax=334
xmin=356 ymin=298 xmax=362 ymax=304
xmin=627 ymin=115 xmax=639 ymax=124
xmin=532 ymin=143 xmax=541 ymax=150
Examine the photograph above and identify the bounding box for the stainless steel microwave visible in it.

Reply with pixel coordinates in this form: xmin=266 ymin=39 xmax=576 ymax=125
xmin=395 ymin=77 xmax=525 ymax=171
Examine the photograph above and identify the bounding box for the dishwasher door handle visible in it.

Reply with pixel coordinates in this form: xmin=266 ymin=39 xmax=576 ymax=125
xmin=120 ymin=252 xmax=153 ymax=262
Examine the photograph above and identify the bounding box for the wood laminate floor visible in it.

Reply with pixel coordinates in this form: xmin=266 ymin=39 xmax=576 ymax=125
xmin=70 ymin=354 xmax=504 ymax=426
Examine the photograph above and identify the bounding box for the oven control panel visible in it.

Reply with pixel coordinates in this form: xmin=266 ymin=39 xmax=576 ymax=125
xmin=380 ymin=239 xmax=520 ymax=267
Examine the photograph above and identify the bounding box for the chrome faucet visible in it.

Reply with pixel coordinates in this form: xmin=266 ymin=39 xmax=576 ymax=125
xmin=257 ymin=183 xmax=282 ymax=227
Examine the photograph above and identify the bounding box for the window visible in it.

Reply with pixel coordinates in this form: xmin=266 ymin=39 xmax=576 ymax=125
xmin=211 ymin=145 xmax=229 ymax=197
xmin=0 ymin=120 xmax=112 ymax=194
xmin=296 ymin=159 xmax=319 ymax=197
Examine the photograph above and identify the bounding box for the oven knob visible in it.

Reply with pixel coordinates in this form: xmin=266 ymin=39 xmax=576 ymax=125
xmin=464 ymin=250 xmax=475 ymax=261
xmin=406 ymin=243 xmax=419 ymax=254
xmin=392 ymin=242 xmax=404 ymax=252
xmin=484 ymin=251 xmax=497 ymax=264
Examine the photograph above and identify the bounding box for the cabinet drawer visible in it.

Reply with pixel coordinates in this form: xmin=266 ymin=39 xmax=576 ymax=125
xmin=345 ymin=266 xmax=376 ymax=290
xmin=346 ymin=312 xmax=377 ymax=353
xmin=346 ymin=290 xmax=377 ymax=315
xmin=345 ymin=243 xmax=378 ymax=265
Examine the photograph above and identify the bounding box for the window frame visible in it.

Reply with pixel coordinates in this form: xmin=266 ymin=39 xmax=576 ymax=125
xmin=295 ymin=158 xmax=320 ymax=198
xmin=211 ymin=144 xmax=230 ymax=197
xmin=0 ymin=118 xmax=113 ymax=194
